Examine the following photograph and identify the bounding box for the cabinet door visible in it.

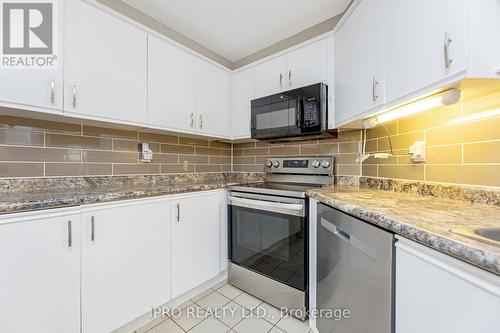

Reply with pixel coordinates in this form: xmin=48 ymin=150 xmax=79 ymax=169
xmin=81 ymin=199 xmax=170 ymax=333
xmin=196 ymin=60 xmax=231 ymax=138
xmin=148 ymin=35 xmax=197 ymax=132
xmin=0 ymin=1 xmax=63 ymax=111
xmin=0 ymin=213 xmax=80 ymax=333
xmin=384 ymin=0 xmax=467 ymax=104
xmin=468 ymin=0 xmax=500 ymax=78
xmin=171 ymin=192 xmax=220 ymax=298
xmin=64 ymin=0 xmax=147 ymax=124
xmin=396 ymin=238 xmax=500 ymax=333
xmin=255 ymin=55 xmax=287 ymax=98
xmin=286 ymin=39 xmax=328 ymax=90
xmin=232 ymin=68 xmax=255 ymax=139
xmin=327 ymin=36 xmax=335 ymax=129
xmin=334 ymin=0 xmax=384 ymax=126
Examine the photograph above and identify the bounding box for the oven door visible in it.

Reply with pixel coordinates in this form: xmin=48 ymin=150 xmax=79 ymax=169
xmin=228 ymin=193 xmax=307 ymax=291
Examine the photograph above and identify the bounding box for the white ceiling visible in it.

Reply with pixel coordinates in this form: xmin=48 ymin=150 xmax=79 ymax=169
xmin=122 ymin=0 xmax=350 ymax=62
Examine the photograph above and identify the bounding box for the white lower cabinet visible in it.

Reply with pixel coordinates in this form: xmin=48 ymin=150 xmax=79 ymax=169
xmin=171 ymin=191 xmax=220 ymax=298
xmin=0 ymin=191 xmax=224 ymax=333
xmin=0 ymin=211 xmax=81 ymax=333
xmin=396 ymin=237 xmax=500 ymax=333
xmin=81 ymin=198 xmax=171 ymax=333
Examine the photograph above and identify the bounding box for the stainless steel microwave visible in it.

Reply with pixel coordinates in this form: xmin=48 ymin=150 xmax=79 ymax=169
xmin=251 ymin=83 xmax=335 ymax=142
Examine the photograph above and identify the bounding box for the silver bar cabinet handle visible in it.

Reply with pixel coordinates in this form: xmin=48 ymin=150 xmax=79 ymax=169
xmin=50 ymin=80 xmax=55 ymax=104
xmin=199 ymin=114 xmax=203 ymax=129
xmin=372 ymin=77 xmax=379 ymax=102
xmin=190 ymin=113 xmax=194 ymax=128
xmin=67 ymin=220 xmax=72 ymax=248
xmin=288 ymin=70 xmax=292 ymax=86
xmin=72 ymin=85 xmax=77 ymax=109
xmin=444 ymin=32 xmax=453 ymax=69
xmin=91 ymin=216 xmax=95 ymax=241
xmin=176 ymin=203 xmax=180 ymax=222
xmin=279 ymin=73 xmax=284 ymax=89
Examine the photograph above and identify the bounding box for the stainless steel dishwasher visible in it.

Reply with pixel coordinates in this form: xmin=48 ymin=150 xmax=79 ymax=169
xmin=316 ymin=203 xmax=394 ymax=333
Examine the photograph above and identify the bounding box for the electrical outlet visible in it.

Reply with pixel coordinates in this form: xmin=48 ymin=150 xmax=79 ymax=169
xmin=140 ymin=143 xmax=153 ymax=162
xmin=409 ymin=141 xmax=426 ymax=163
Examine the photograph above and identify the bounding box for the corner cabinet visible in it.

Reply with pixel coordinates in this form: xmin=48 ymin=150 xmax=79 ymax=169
xmin=231 ymin=67 xmax=256 ymax=139
xmin=334 ymin=0 xmax=384 ymax=127
xmin=171 ymin=191 xmax=221 ymax=298
xmin=0 ymin=211 xmax=81 ymax=333
xmin=64 ymin=0 xmax=148 ymax=125
xmin=396 ymin=237 xmax=500 ymax=333
xmin=80 ymin=198 xmax=171 ymax=333
xmin=148 ymin=34 xmax=230 ymax=138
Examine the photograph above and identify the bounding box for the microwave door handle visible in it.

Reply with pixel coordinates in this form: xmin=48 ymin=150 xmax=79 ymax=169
xmin=296 ymin=98 xmax=304 ymax=128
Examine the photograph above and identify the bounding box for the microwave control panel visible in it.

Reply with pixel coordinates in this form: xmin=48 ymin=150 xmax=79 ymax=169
xmin=303 ymin=97 xmax=319 ymax=127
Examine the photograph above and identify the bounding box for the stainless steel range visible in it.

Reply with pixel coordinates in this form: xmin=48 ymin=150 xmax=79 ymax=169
xmin=227 ymin=156 xmax=334 ymax=319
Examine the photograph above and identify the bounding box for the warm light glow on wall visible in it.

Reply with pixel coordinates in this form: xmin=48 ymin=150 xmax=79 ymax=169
xmin=364 ymin=89 xmax=461 ymax=128
xmin=449 ymin=107 xmax=500 ymax=124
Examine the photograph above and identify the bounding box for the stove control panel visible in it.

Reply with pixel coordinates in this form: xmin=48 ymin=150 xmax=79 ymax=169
xmin=283 ymin=160 xmax=309 ymax=168
xmin=265 ymin=157 xmax=334 ymax=175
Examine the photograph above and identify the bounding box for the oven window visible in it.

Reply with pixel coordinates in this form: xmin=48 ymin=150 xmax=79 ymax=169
xmin=230 ymin=205 xmax=306 ymax=291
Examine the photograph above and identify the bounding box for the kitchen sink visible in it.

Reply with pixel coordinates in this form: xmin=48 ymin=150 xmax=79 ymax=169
xmin=451 ymin=228 xmax=500 ymax=247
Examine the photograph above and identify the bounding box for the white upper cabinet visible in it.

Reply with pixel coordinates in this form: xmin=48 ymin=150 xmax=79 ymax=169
xmin=171 ymin=192 xmax=220 ymax=298
xmin=334 ymin=0 xmax=385 ymax=126
xmin=255 ymin=55 xmax=287 ymax=98
xmin=286 ymin=39 xmax=328 ymax=90
xmin=254 ymin=40 xmax=329 ymax=99
xmin=0 ymin=1 xmax=63 ymax=112
xmin=148 ymin=35 xmax=197 ymax=132
xmin=64 ymin=0 xmax=147 ymax=124
xmin=0 ymin=212 xmax=80 ymax=333
xmin=327 ymin=36 xmax=335 ymax=129
xmin=383 ymin=0 xmax=468 ymax=104
xmin=468 ymin=0 xmax=500 ymax=78
xmin=196 ymin=59 xmax=231 ymax=138
xmin=232 ymin=67 xmax=255 ymax=139
xmin=81 ymin=199 xmax=170 ymax=333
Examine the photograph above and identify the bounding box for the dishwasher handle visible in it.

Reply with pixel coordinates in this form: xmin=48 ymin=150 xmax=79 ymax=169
xmin=321 ymin=218 xmax=377 ymax=260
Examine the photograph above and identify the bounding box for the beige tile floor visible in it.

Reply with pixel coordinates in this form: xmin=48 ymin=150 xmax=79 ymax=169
xmin=134 ymin=282 xmax=310 ymax=333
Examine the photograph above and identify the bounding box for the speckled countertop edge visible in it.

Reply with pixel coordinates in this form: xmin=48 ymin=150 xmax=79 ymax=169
xmin=0 ymin=173 xmax=265 ymax=215
xmin=308 ymin=186 xmax=500 ymax=276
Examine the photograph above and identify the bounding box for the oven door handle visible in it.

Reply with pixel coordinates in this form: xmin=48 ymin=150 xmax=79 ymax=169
xmin=228 ymin=196 xmax=305 ymax=217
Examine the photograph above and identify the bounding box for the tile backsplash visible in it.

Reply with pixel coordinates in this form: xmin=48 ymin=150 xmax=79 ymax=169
xmin=1 ymin=88 xmax=499 ymax=188
xmin=363 ymin=90 xmax=500 ymax=187
xmin=233 ymin=130 xmax=362 ymax=176
xmin=0 ymin=115 xmax=231 ymax=177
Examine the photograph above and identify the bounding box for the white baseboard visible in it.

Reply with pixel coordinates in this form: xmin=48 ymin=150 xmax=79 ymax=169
xmin=113 ymin=271 xmax=228 ymax=333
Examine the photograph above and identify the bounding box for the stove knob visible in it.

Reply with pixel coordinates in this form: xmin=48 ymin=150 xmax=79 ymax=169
xmin=272 ymin=160 xmax=280 ymax=168
xmin=321 ymin=160 xmax=331 ymax=168
xmin=312 ymin=160 xmax=320 ymax=168
xmin=265 ymin=160 xmax=273 ymax=168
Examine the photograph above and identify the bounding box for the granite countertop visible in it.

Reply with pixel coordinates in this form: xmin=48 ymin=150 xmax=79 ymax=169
xmin=308 ymin=186 xmax=500 ymax=276
xmin=0 ymin=173 xmax=264 ymax=215
xmin=0 ymin=183 xmax=229 ymax=215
